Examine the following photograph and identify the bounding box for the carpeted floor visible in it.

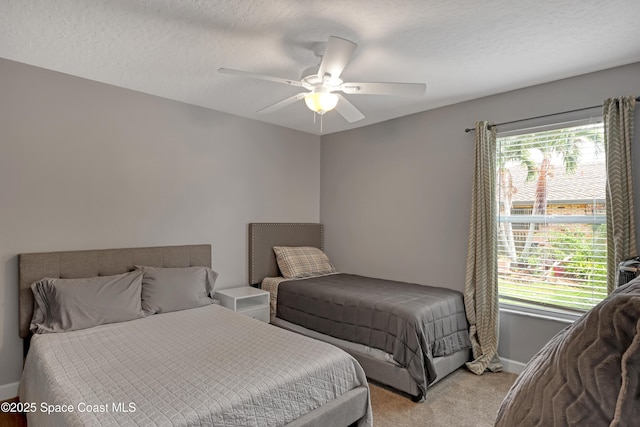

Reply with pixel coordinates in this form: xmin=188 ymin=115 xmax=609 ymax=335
xmin=369 ymin=368 xmax=518 ymax=427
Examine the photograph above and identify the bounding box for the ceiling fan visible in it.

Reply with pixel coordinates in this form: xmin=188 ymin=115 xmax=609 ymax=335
xmin=218 ymin=36 xmax=426 ymax=124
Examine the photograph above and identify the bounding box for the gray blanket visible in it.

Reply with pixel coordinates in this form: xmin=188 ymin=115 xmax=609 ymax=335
xmin=276 ymin=273 xmax=471 ymax=395
xmin=495 ymin=279 xmax=640 ymax=427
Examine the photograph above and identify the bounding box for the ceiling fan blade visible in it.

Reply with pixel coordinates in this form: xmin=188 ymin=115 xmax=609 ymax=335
xmin=317 ymin=36 xmax=357 ymax=82
xmin=335 ymin=94 xmax=365 ymax=123
xmin=218 ymin=68 xmax=303 ymax=87
xmin=258 ymin=93 xmax=306 ymax=114
xmin=340 ymin=82 xmax=426 ymax=96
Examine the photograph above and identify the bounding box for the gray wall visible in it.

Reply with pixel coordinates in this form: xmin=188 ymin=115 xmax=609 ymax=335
xmin=0 ymin=58 xmax=320 ymax=388
xmin=1 ymin=57 xmax=638 ymax=390
xmin=321 ymin=61 xmax=640 ymax=368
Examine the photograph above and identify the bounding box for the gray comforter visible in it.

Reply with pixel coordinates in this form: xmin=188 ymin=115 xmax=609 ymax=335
xmin=495 ymin=279 xmax=640 ymax=427
xmin=276 ymin=273 xmax=471 ymax=396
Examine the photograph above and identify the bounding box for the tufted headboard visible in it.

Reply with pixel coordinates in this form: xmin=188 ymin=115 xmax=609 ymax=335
xmin=19 ymin=244 xmax=211 ymax=339
xmin=248 ymin=223 xmax=323 ymax=286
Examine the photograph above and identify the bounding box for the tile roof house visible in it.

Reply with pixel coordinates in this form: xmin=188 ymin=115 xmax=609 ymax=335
xmin=507 ymin=161 xmax=605 ymax=216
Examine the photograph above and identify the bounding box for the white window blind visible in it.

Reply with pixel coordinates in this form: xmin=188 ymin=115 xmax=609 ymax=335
xmin=496 ymin=120 xmax=606 ymax=313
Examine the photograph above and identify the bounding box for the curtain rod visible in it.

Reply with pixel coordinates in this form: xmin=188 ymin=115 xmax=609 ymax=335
xmin=464 ymin=96 xmax=640 ymax=133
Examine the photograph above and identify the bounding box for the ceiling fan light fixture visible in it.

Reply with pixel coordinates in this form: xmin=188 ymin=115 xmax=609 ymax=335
xmin=219 ymin=35 xmax=425 ymax=125
xmin=304 ymin=91 xmax=339 ymax=114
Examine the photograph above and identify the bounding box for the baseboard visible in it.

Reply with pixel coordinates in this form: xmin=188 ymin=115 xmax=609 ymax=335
xmin=0 ymin=382 xmax=19 ymax=401
xmin=500 ymin=358 xmax=526 ymax=375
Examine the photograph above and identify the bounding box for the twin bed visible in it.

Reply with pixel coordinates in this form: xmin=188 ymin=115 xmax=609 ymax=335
xmin=18 ymin=244 xmax=371 ymax=426
xmin=249 ymin=223 xmax=471 ymax=401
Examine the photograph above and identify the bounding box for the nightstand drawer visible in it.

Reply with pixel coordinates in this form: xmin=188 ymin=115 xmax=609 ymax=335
xmin=240 ymin=306 xmax=270 ymax=323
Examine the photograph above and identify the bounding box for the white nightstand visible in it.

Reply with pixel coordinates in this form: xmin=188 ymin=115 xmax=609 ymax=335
xmin=214 ymin=287 xmax=270 ymax=323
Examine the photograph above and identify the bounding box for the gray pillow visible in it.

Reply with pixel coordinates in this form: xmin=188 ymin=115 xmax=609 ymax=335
xmin=30 ymin=270 xmax=144 ymax=334
xmin=135 ymin=265 xmax=218 ymax=315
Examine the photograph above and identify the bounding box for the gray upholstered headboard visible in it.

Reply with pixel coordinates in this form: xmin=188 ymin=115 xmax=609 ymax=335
xmin=248 ymin=223 xmax=323 ymax=286
xmin=19 ymin=244 xmax=211 ymax=339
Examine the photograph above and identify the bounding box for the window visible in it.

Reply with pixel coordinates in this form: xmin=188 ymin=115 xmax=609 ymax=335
xmin=496 ymin=120 xmax=606 ymax=313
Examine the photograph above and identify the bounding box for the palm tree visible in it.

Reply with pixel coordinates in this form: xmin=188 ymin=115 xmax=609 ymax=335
xmin=498 ymin=125 xmax=601 ymax=266
xmin=497 ymin=140 xmax=535 ymax=265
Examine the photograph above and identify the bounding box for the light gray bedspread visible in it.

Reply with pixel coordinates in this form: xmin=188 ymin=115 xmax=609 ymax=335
xmin=495 ymin=279 xmax=640 ymax=427
xmin=276 ymin=273 xmax=471 ymax=396
xmin=20 ymin=304 xmax=372 ymax=427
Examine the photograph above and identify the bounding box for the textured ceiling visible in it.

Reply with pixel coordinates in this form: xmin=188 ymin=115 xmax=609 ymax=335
xmin=2 ymin=0 xmax=640 ymax=135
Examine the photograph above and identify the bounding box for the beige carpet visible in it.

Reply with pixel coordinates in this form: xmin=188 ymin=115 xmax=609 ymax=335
xmin=369 ymin=368 xmax=518 ymax=427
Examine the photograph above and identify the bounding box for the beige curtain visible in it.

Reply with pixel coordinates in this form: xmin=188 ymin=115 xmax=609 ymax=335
xmin=464 ymin=121 xmax=503 ymax=375
xmin=604 ymin=96 xmax=637 ymax=292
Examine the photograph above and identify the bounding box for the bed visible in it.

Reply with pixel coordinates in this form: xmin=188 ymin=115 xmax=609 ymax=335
xmin=18 ymin=244 xmax=372 ymax=426
xmin=495 ymin=277 xmax=640 ymax=426
xmin=248 ymin=223 xmax=472 ymax=401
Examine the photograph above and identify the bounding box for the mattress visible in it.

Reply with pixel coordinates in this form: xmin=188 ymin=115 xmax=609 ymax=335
xmin=19 ymin=304 xmax=372 ymax=427
xmin=273 ymin=273 xmax=471 ymax=396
